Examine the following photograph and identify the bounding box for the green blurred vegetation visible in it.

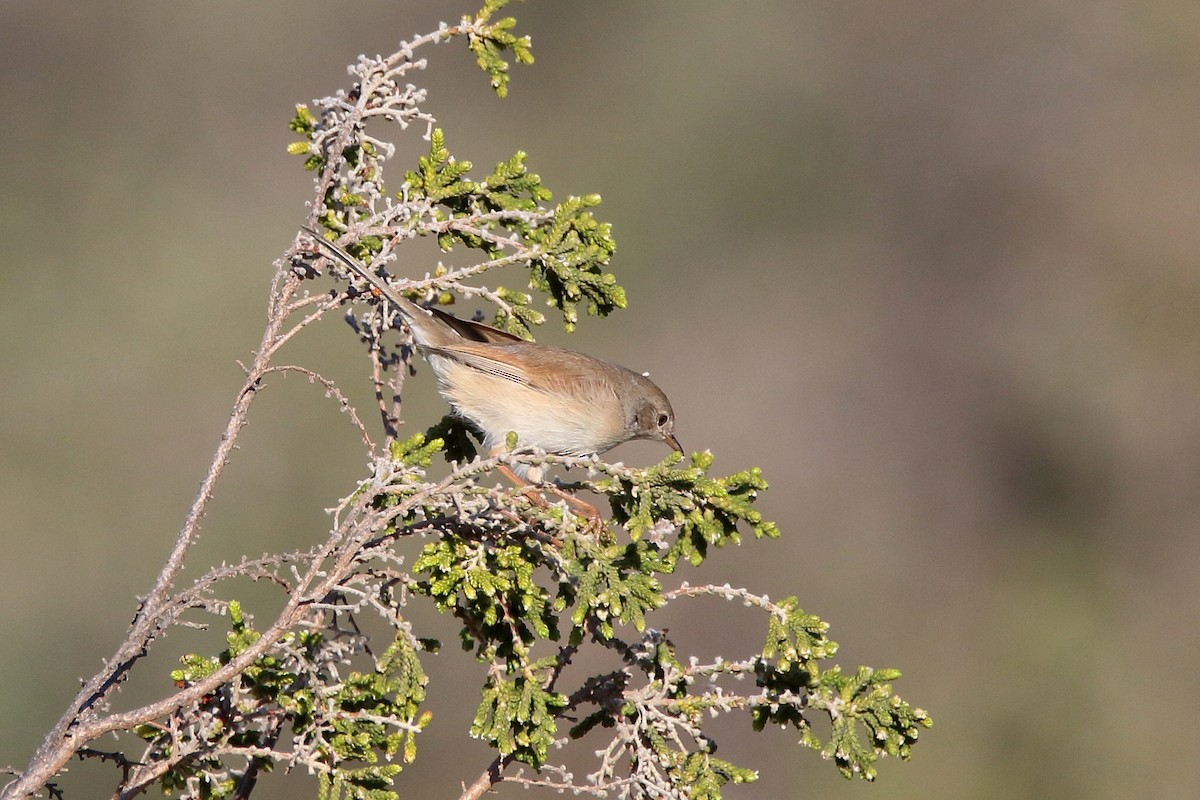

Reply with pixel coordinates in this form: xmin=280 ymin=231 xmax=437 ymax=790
xmin=3 ymin=1 xmax=1199 ymax=798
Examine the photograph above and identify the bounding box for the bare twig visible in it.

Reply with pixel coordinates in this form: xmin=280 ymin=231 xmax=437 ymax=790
xmin=1 ymin=263 xmax=305 ymax=800
xmin=458 ymin=756 xmax=508 ymax=800
xmin=260 ymin=364 xmax=376 ymax=451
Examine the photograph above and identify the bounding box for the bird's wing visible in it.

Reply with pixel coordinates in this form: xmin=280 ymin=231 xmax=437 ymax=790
xmin=423 ymin=343 xmax=621 ymax=395
xmin=424 ymin=343 xmax=533 ymax=385
xmin=427 ymin=307 xmax=527 ymax=344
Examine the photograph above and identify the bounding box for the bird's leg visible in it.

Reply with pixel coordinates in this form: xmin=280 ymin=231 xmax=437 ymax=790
xmin=498 ymin=464 xmax=549 ymax=508
xmin=548 ymin=484 xmax=604 ymax=531
xmin=497 ymin=464 xmax=603 ymax=531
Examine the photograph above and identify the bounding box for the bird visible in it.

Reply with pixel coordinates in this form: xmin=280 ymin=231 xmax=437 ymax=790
xmin=303 ymin=229 xmax=682 ymax=492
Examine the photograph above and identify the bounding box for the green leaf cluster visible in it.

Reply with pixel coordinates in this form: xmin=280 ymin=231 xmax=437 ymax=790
xmin=597 ymin=451 xmax=781 ymax=569
xmin=296 ymin=107 xmax=622 ymax=337
xmin=169 ymin=600 xmax=264 ymax=686
xmin=560 ymin=538 xmax=663 ymax=642
xmin=388 ymin=432 xmax=445 ymax=470
xmin=523 ymin=194 xmax=622 ymax=331
xmin=413 ymin=535 xmax=558 ymax=662
xmin=423 ymin=415 xmax=480 ymax=464
xmin=491 ymin=285 xmax=546 ymax=337
xmin=317 ymin=768 xmax=409 ymax=800
xmin=155 ymin=605 xmax=431 ymax=800
xmin=674 ymin=753 xmax=758 ymax=800
xmin=357 ymin=433 xmax=452 ymax=526
xmin=287 ymin=2 xmax=620 ymax=338
xmin=815 ymin=666 xmax=930 ymax=781
xmin=751 ymin=597 xmax=931 ymax=781
xmin=466 ymin=0 xmax=534 ymax=98
xmin=397 ymin=129 xmax=622 ymax=335
xmin=750 ymin=597 xmax=837 ymax=740
xmin=322 ymin=636 xmax=430 ymax=771
xmin=414 ymin=532 xmax=581 ymax=767
xmin=606 ymin=648 xmax=759 ymax=799
xmin=405 ymin=129 xmax=484 ymax=208
xmin=398 ymin=452 xmax=788 ymax=784
xmin=472 ymin=670 xmax=567 ymax=766
xmin=287 ymin=104 xmax=324 ymax=172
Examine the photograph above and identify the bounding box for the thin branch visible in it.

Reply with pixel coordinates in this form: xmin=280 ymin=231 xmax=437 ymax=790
xmin=1 ymin=266 xmax=304 ymax=800
xmin=260 ymin=364 xmax=375 ymax=451
xmin=458 ymin=755 xmax=508 ymax=800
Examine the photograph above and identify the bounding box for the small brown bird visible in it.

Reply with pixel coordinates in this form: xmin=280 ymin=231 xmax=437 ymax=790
xmin=304 ymin=230 xmax=682 ymax=483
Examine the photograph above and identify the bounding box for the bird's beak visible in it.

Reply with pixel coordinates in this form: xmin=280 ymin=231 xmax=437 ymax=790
xmin=665 ymin=433 xmax=683 ymax=454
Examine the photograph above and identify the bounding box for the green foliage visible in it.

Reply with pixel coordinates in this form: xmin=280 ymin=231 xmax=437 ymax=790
xmin=316 ymin=765 xmax=403 ymax=800
xmin=466 ymin=0 xmax=534 ymax=98
xmin=813 ymin=665 xmax=930 ymax=780
xmin=561 ymin=537 xmax=663 ymax=642
xmin=396 ymin=129 xmax=622 ymax=334
xmin=294 ymin=25 xmax=623 ymax=336
xmin=388 ymin=432 xmax=445 ymax=470
xmin=388 ymin=444 xmax=929 ymax=790
xmin=675 ymin=753 xmax=758 ymax=800
xmin=302 ymin=122 xmax=624 ymax=336
xmin=523 ymin=194 xmax=622 ymax=331
xmin=595 ymin=451 xmax=781 ymax=569
xmin=326 ymin=636 xmax=429 ymax=767
xmin=405 ymin=128 xmax=479 ymax=206
xmin=288 ymin=104 xmax=325 ymax=171
xmin=370 ymin=434 xmax=452 ymax=520
xmin=761 ymin=595 xmax=837 ymax=674
xmin=413 ymin=533 xmax=559 ymax=663
xmin=424 ymin=414 xmax=481 ymax=463
xmin=154 ymin=608 xmax=431 ymax=800
xmin=750 ymin=597 xmax=932 ymax=781
xmin=490 ymin=286 xmax=545 ymax=337
xmin=472 ymin=670 xmax=568 ymax=766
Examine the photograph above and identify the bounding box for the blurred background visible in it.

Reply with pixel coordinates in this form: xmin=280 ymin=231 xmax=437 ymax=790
xmin=2 ymin=1 xmax=1198 ymax=798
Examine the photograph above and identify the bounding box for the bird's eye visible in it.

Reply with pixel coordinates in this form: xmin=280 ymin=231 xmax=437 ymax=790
xmin=656 ymin=413 xmax=669 ymax=427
